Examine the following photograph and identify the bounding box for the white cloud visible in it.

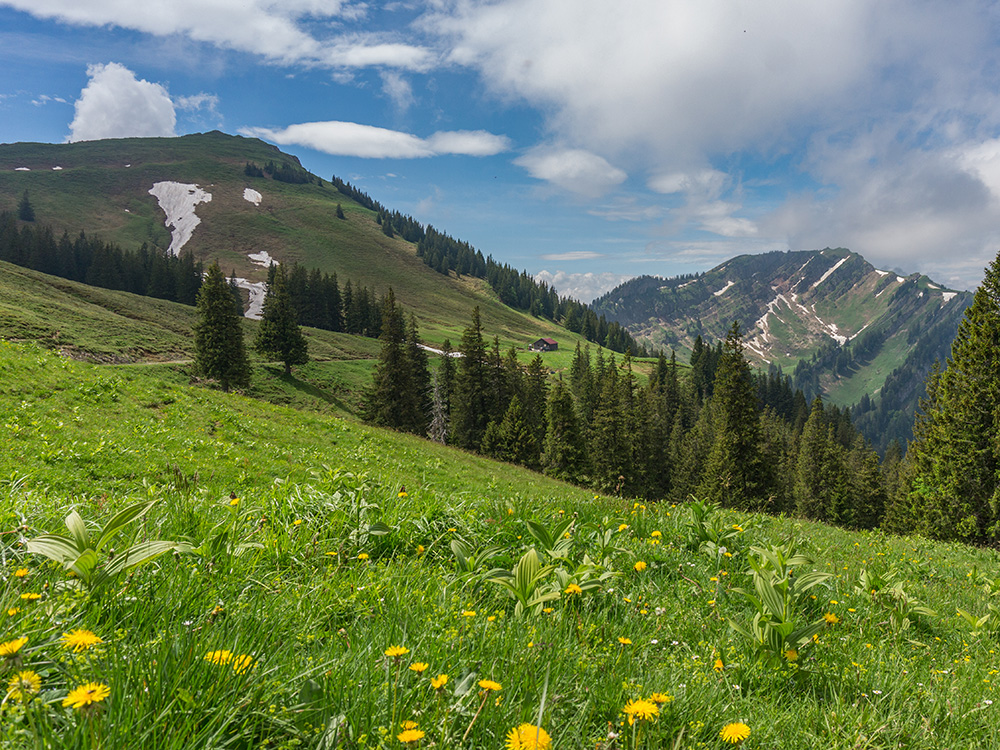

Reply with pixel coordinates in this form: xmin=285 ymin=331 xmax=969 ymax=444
xmin=513 ymin=147 xmax=626 ymax=197
xmin=4 ymin=1 xmax=432 ymax=70
xmin=534 ymin=269 xmax=633 ymax=303
xmin=241 ymin=121 xmax=511 ymax=159
xmin=380 ymin=71 xmax=415 ymax=111
xmin=539 ymin=251 xmax=604 ymax=261
xmin=68 ymin=62 xmax=176 ymax=142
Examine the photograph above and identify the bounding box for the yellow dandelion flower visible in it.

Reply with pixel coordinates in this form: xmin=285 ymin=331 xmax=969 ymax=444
xmin=447 ymin=527 xmax=457 ymax=532
xmin=409 ymin=662 xmax=429 ymax=674
xmin=231 ymin=654 xmax=254 ymax=674
xmin=650 ymin=531 xmax=662 ymax=538
xmin=732 ymin=524 xmax=743 ymax=532
xmin=293 ymin=519 xmax=302 ymax=526
xmin=20 ymin=592 xmax=41 ymax=600
xmin=60 ymin=629 xmax=103 ymax=653
xmin=13 ymin=568 xmax=28 ymax=578
xmin=416 ymin=545 xmax=425 ymax=555
xmin=229 ymin=497 xmax=240 ymax=506
xmin=634 ymin=561 xmax=647 ymax=572
xmin=714 ymin=658 xmax=725 ymax=672
xmin=618 ymin=637 xmax=632 ymax=645
xmin=622 ymin=698 xmax=659 ymax=725
xmin=824 ymin=612 xmax=839 ymax=625
xmin=462 ymin=610 xmax=476 ymax=617
xmin=0 ymin=637 xmax=28 ymax=658
xmin=398 ymin=491 xmax=408 ymax=498
xmin=7 ymin=670 xmax=41 ymax=701
xmin=618 ymin=524 xmax=629 ymax=532
xmin=357 ymin=553 xmax=369 ymax=560
xmin=506 ymin=722 xmax=553 ymax=750
xmin=397 ymin=728 xmax=424 ymax=743
xmin=785 ymin=648 xmax=799 ymax=662
xmin=649 ymin=692 xmax=673 ymax=704
xmin=401 ymin=720 xmax=419 ymax=730
xmin=62 ymin=682 xmax=110 ymax=710
xmin=385 ymin=645 xmax=410 ymax=658
xmin=565 ymin=583 xmax=583 ymax=595
xmin=7 ymin=608 xmax=20 ymax=617
xmin=431 ymin=673 xmax=448 ymax=690
xmin=720 ymin=722 xmax=751 ymax=744
xmin=205 ymin=650 xmax=233 ymax=665
xmin=487 ymin=615 xmax=496 ymax=622
xmin=478 ymin=679 xmax=502 ymax=692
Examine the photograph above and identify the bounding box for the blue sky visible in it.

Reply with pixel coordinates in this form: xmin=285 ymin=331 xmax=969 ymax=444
xmin=2 ymin=1 xmax=1000 ymax=301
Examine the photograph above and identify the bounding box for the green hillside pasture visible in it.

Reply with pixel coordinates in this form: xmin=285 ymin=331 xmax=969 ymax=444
xmin=823 ymin=332 xmax=913 ymax=407
xmin=3 ymin=341 xmax=1000 ymax=748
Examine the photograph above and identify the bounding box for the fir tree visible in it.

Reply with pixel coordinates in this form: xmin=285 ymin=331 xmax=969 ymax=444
xmin=451 ymin=307 xmax=490 ymax=450
xmin=480 ymin=396 xmax=539 ymax=468
xmin=254 ymin=265 xmax=308 ymax=375
xmin=18 ymin=190 xmax=34 ymax=222
xmin=542 ymin=380 xmax=588 ymax=482
xmin=194 ymin=263 xmax=251 ymax=391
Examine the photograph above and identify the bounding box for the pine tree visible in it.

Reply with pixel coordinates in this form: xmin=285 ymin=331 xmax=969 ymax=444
xmin=18 ymin=190 xmax=34 ymax=222
xmin=542 ymin=380 xmax=588 ymax=482
xmin=194 ymin=263 xmax=251 ymax=391
xmin=364 ymin=289 xmax=408 ymax=429
xmin=254 ymin=265 xmax=308 ymax=375
xmin=451 ymin=307 xmax=490 ymax=450
xmin=906 ymin=253 xmax=1000 ymax=541
xmin=699 ymin=322 xmax=768 ymax=508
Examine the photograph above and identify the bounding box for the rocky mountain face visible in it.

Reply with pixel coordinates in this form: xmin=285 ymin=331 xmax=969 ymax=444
xmin=592 ymin=248 xmax=972 ymax=450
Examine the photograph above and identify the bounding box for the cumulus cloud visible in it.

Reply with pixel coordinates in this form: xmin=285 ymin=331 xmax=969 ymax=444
xmin=514 ymin=147 xmax=627 ymax=197
xmin=533 ymin=269 xmax=634 ymax=303
xmin=68 ymin=62 xmax=176 ymax=142
xmin=4 ymin=0 xmax=432 ymax=70
xmin=241 ymin=121 xmax=510 ymax=159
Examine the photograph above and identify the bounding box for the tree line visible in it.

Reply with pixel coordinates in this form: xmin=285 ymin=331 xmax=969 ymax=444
xmin=365 ymin=305 xmax=888 ymax=531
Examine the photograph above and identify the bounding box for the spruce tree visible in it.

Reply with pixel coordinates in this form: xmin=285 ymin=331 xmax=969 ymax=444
xmin=194 ymin=263 xmax=251 ymax=391
xmin=907 ymin=253 xmax=1000 ymax=540
xmin=451 ymin=307 xmax=490 ymax=449
xmin=254 ymin=264 xmax=308 ymax=375
xmin=542 ymin=380 xmax=588 ymax=482
xmin=18 ymin=190 xmax=34 ymax=222
xmin=364 ymin=289 xmax=408 ymax=429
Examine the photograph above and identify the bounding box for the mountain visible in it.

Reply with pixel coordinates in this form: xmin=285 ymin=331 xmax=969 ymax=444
xmin=0 ymin=131 xmax=593 ymax=354
xmin=591 ymin=248 xmax=973 ymax=450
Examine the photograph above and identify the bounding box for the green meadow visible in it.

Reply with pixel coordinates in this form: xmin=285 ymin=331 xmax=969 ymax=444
xmin=3 ymin=340 xmax=1000 ymax=749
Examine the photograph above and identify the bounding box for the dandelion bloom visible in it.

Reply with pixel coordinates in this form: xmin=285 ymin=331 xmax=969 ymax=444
xmin=231 ymin=654 xmax=253 ymax=674
xmin=478 ymin=679 xmax=502 ymax=692
xmin=397 ymin=728 xmax=424 ymax=743
xmin=462 ymin=610 xmax=476 ymax=617
xmin=385 ymin=645 xmax=409 ymax=658
xmin=0 ymin=637 xmax=28 ymax=658
xmin=506 ymin=722 xmax=552 ymax=750
xmin=205 ymin=650 xmax=233 ymax=665
xmin=7 ymin=670 xmax=41 ymax=701
xmin=732 ymin=525 xmax=743 ymax=532
xmin=409 ymin=662 xmax=429 ymax=674
xmin=720 ymin=722 xmax=751 ymax=744
xmin=618 ymin=637 xmax=632 ymax=645
xmin=20 ymin=593 xmax=40 ymax=600
xmin=229 ymin=497 xmax=240 ymax=506
xmin=13 ymin=568 xmax=28 ymax=578
xmin=634 ymin=561 xmax=647 ymax=572
xmin=357 ymin=553 xmax=369 ymax=560
xmin=649 ymin=692 xmax=673 ymax=704
xmin=714 ymin=658 xmax=725 ymax=672
xmin=293 ymin=519 xmax=302 ymax=526
xmin=431 ymin=673 xmax=448 ymax=690
xmin=7 ymin=608 xmax=20 ymax=617
xmin=824 ymin=612 xmax=840 ymax=625
xmin=650 ymin=531 xmax=662 ymax=538
xmin=401 ymin=720 xmax=419 ymax=730
xmin=61 ymin=629 xmax=103 ymax=653
xmin=565 ymin=583 xmax=583 ymax=595
xmin=398 ymin=491 xmax=408 ymax=498
xmin=622 ymin=698 xmax=659 ymax=725
xmin=416 ymin=545 xmax=425 ymax=555
xmin=784 ymin=648 xmax=799 ymax=662
xmin=62 ymin=682 xmax=110 ymax=710
xmin=618 ymin=524 xmax=629 ymax=532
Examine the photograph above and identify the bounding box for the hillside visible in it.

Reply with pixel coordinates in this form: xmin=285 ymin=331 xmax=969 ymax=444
xmin=0 ymin=132 xmax=593 ymax=353
xmin=592 ymin=249 xmax=972 ymax=449
xmin=3 ymin=340 xmax=1000 ymax=749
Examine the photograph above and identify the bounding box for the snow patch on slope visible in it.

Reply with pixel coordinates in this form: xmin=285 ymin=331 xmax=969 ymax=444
xmin=713 ymin=280 xmax=735 ymax=296
xmin=243 ymin=188 xmax=262 ymax=206
xmin=148 ymin=181 xmax=212 ymax=256
xmin=248 ymin=250 xmax=277 ymax=267
xmin=810 ymin=256 xmax=849 ymax=289
xmin=943 ymin=292 xmax=958 ymax=302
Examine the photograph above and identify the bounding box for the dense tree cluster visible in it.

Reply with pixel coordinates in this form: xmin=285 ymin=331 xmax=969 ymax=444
xmin=0 ymin=212 xmax=202 ymax=305
xmin=366 ymin=309 xmax=886 ymax=532
xmin=245 ymin=160 xmax=317 ymax=185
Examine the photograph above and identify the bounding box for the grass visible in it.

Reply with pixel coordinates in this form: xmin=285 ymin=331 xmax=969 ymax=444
xmin=4 ymin=340 xmax=1000 ymax=748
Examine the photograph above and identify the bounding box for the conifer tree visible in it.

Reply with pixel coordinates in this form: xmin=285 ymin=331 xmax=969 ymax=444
xmin=481 ymin=396 xmax=539 ymax=468
xmin=254 ymin=264 xmax=308 ymax=375
xmin=364 ymin=289 xmax=408 ymax=429
xmin=699 ymin=322 xmax=767 ymax=508
xmin=542 ymin=380 xmax=588 ymax=482
xmin=18 ymin=190 xmax=34 ymax=222
xmin=451 ymin=307 xmax=490 ymax=449
xmin=194 ymin=263 xmax=251 ymax=391
xmin=906 ymin=253 xmax=1000 ymax=540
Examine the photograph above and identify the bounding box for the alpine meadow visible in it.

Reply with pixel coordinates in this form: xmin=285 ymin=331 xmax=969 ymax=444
xmin=4 ymin=130 xmax=1000 ymax=750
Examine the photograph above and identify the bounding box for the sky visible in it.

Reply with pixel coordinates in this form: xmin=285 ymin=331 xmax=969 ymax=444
xmin=2 ymin=1 xmax=1000 ymax=302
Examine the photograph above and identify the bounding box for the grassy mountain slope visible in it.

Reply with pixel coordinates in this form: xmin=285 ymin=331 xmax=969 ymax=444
xmin=0 ymin=132 xmax=581 ymax=350
xmin=4 ymin=340 xmax=1000 ymax=749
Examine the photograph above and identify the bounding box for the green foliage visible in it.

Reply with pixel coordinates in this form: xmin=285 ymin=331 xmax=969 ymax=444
xmin=486 ymin=547 xmax=560 ymax=617
xmin=25 ymin=500 xmax=191 ymax=591
xmin=254 ymin=264 xmax=309 ymax=375
xmin=194 ymin=263 xmax=251 ymax=391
